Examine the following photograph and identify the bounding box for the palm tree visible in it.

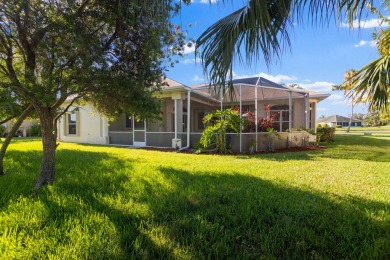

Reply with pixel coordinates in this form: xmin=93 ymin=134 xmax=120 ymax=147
xmin=350 ymin=23 xmax=390 ymax=111
xmin=344 ymin=69 xmax=358 ymax=132
xmin=196 ymin=0 xmax=374 ymax=94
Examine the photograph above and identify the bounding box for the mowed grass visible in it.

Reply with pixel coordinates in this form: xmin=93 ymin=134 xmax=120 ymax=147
xmin=0 ymin=135 xmax=389 ymax=259
xmin=336 ymin=125 xmax=390 ymax=135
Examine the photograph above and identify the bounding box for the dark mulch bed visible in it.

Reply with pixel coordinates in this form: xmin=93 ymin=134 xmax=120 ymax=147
xmin=139 ymin=145 xmax=326 ymax=155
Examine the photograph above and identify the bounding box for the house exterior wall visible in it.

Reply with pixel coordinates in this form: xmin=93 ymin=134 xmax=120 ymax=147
xmin=310 ymin=102 xmax=317 ymax=130
xmin=58 ymin=103 xmax=108 ymax=145
xmin=6 ymin=119 xmax=39 ymax=137
xmin=293 ymin=99 xmax=305 ymax=128
xmin=58 ymin=86 xmax=323 ymax=151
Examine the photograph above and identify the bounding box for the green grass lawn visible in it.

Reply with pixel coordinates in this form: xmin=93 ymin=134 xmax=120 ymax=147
xmin=0 ymin=135 xmax=389 ymax=259
xmin=336 ymin=125 xmax=390 ymax=134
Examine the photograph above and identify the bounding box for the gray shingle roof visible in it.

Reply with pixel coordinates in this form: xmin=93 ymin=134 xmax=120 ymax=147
xmin=317 ymin=115 xmax=362 ymax=123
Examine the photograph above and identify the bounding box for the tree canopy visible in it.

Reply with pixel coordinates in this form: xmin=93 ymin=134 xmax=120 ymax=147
xmin=0 ymin=0 xmax=189 ymax=189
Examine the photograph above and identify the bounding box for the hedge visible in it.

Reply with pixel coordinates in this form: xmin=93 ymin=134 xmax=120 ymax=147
xmin=316 ymin=127 xmax=336 ymax=142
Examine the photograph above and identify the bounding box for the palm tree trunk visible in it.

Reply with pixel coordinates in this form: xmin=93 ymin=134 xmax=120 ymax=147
xmin=0 ymin=104 xmax=34 ymax=175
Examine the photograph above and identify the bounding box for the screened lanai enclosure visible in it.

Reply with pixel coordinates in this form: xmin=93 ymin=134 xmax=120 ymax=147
xmin=107 ymin=77 xmax=329 ymax=152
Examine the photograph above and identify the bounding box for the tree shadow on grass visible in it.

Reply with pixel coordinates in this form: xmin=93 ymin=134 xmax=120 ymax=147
xmin=236 ymin=134 xmax=390 ymax=163
xmin=1 ymin=149 xmax=389 ymax=259
xmin=143 ymin=166 xmax=390 ymax=259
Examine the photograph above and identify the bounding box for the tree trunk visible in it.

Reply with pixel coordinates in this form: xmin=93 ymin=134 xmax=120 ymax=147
xmin=347 ymin=100 xmax=354 ymax=133
xmin=34 ymin=108 xmax=57 ymax=190
xmin=0 ymin=104 xmax=34 ymax=175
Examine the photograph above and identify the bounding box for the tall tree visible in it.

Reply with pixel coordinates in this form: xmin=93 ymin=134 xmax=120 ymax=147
xmin=333 ymin=69 xmax=358 ymax=132
xmin=196 ymin=0 xmax=372 ymax=93
xmin=0 ymin=104 xmax=33 ymax=175
xmin=349 ymin=3 xmax=390 ymax=111
xmin=0 ymin=86 xmax=32 ymax=176
xmin=0 ymin=0 xmax=188 ymax=190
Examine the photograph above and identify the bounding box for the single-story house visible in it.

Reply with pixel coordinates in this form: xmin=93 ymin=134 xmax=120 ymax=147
xmin=317 ymin=115 xmax=362 ymax=127
xmin=4 ymin=119 xmax=39 ymax=137
xmin=57 ymin=77 xmax=330 ymax=152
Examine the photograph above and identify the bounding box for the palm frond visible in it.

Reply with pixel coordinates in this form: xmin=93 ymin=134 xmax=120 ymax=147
xmin=196 ymin=0 xmax=293 ymax=98
xmin=350 ymin=55 xmax=390 ymax=110
xmin=196 ymin=0 xmax=371 ymax=97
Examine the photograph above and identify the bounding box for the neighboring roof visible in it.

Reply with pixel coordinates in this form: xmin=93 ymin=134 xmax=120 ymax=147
xmin=318 ymin=115 xmax=362 ymax=123
xmin=163 ymin=78 xmax=187 ymax=89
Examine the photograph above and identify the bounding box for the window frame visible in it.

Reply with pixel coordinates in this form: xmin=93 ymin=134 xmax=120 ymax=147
xmin=65 ymin=112 xmax=79 ymax=136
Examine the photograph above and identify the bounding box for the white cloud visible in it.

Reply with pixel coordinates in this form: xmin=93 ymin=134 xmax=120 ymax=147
xmin=340 ymin=18 xmax=387 ymax=29
xmin=232 ymin=71 xmax=298 ymax=83
xmin=303 ymin=79 xmax=311 ymax=83
xmin=354 ymin=40 xmax=376 ymax=47
xmin=294 ymin=81 xmax=335 ymax=92
xmin=192 ymin=75 xmax=204 ymax=82
xmin=327 ymin=94 xmax=345 ymax=101
xmin=183 ymin=44 xmax=196 ymax=54
xmin=327 ymin=94 xmax=353 ymax=105
xmin=317 ymin=107 xmax=330 ymax=111
xmin=181 ymin=58 xmax=196 ymax=64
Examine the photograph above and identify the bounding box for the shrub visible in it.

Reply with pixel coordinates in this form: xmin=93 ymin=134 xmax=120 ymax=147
xmin=316 ymin=127 xmax=336 ymax=142
xmin=199 ymin=108 xmax=243 ymax=153
xmin=242 ymin=105 xmax=277 ymax=132
xmin=27 ymin=123 xmax=41 ymax=137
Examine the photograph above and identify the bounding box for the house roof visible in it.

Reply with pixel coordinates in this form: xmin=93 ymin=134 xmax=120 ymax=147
xmin=162 ymin=78 xmax=189 ymax=90
xmin=187 ymin=76 xmax=330 ymax=103
xmin=317 ymin=115 xmax=362 ymax=123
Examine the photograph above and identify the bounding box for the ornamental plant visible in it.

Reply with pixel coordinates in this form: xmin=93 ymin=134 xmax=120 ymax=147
xmin=243 ymin=105 xmax=276 ymax=132
xmin=199 ymin=108 xmax=243 ymax=153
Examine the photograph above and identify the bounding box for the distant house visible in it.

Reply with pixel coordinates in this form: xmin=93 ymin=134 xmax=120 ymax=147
xmin=317 ymin=115 xmax=362 ymax=127
xmin=58 ymin=77 xmax=330 ymax=152
xmin=4 ymin=119 xmax=39 ymax=137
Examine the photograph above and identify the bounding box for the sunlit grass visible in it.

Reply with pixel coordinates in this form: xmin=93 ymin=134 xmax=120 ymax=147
xmin=335 ymin=125 xmax=390 ymax=133
xmin=0 ymin=135 xmax=389 ymax=259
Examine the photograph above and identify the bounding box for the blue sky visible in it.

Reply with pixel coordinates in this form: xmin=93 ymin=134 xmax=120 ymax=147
xmin=166 ymin=1 xmax=386 ymax=118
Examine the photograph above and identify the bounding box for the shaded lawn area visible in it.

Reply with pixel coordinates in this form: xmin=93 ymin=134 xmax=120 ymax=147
xmin=0 ymin=135 xmax=389 ymax=259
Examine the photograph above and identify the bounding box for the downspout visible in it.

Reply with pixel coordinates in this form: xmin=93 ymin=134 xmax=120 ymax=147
xmin=289 ymin=91 xmax=292 ymax=148
xmin=254 ymin=76 xmax=261 ymax=151
xmin=255 ymin=85 xmax=258 ymax=151
xmin=239 ymin=84 xmax=242 ymax=153
xmin=179 ymin=90 xmax=191 ymax=151
xmin=174 ymin=99 xmax=177 ymax=140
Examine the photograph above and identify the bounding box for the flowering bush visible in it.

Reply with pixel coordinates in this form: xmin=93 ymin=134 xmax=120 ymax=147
xmin=242 ymin=105 xmax=277 ymax=132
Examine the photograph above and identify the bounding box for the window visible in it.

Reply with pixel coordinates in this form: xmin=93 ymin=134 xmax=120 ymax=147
xmin=270 ymin=104 xmax=291 ymax=132
xmin=66 ymin=112 xmax=78 ymax=135
xmin=197 ymin=112 xmax=205 ymax=131
xmin=125 ymin=114 xmax=132 ymax=129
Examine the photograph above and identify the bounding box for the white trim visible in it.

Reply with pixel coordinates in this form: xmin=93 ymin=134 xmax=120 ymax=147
xmin=147 ymin=132 xmax=175 ymax=134
xmin=132 ymin=115 xmax=146 ymax=146
xmin=255 ymin=85 xmax=258 ymax=151
xmin=174 ymin=99 xmax=178 ymax=139
xmin=109 ymin=131 xmax=132 ymax=134
xmin=187 ymin=91 xmax=191 ymax=148
xmin=133 ymin=142 xmax=146 ymax=147
xmin=239 ymin=84 xmax=242 ymax=153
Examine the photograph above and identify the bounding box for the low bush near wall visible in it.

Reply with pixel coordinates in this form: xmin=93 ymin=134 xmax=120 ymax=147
xmin=316 ymin=127 xmax=336 ymax=142
xmin=27 ymin=123 xmax=41 ymax=137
